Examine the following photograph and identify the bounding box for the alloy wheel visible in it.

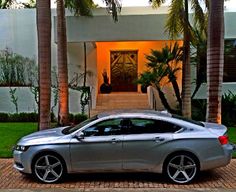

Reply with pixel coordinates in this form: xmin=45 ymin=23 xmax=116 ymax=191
xmin=166 ymin=154 xmax=197 ymax=184
xmin=34 ymin=154 xmax=64 ymax=183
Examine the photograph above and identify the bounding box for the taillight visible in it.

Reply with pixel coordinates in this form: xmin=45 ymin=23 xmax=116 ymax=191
xmin=218 ymin=135 xmax=229 ymax=145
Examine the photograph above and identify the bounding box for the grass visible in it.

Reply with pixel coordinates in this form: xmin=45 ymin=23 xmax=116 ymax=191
xmin=0 ymin=123 xmax=235 ymax=158
xmin=228 ymin=127 xmax=236 ymax=158
xmin=0 ymin=123 xmax=37 ymax=157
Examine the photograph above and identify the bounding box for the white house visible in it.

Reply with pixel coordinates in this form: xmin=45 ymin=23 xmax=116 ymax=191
xmin=0 ymin=7 xmax=236 ymax=114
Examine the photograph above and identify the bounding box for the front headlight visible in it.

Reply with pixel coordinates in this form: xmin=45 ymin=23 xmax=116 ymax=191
xmin=14 ymin=145 xmax=30 ymax=152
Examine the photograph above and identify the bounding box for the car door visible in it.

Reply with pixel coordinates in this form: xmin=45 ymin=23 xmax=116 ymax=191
xmin=122 ymin=118 xmax=180 ymax=170
xmin=70 ymin=118 xmax=123 ymax=172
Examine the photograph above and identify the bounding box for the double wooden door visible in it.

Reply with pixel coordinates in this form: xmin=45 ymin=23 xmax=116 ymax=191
xmin=110 ymin=50 xmax=138 ymax=92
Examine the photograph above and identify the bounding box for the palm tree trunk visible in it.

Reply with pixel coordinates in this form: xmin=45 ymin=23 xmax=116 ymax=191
xmin=181 ymin=0 xmax=191 ymax=118
xmin=37 ymin=0 xmax=51 ymax=130
xmin=206 ymin=0 xmax=224 ymax=123
xmin=57 ymin=0 xmax=69 ymax=125
xmin=171 ymin=80 xmax=182 ymax=110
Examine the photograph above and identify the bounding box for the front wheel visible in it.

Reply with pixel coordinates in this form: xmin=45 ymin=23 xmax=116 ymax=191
xmin=32 ymin=154 xmax=65 ymax=183
xmin=164 ymin=153 xmax=199 ymax=184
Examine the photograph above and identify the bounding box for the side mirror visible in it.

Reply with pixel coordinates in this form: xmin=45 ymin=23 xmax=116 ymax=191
xmin=75 ymin=132 xmax=85 ymax=140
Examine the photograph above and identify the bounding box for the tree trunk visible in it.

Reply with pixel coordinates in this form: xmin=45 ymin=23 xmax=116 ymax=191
xmin=181 ymin=0 xmax=191 ymax=118
xmin=57 ymin=0 xmax=69 ymax=125
xmin=37 ymin=0 xmax=51 ymax=130
xmin=206 ymin=0 xmax=224 ymax=123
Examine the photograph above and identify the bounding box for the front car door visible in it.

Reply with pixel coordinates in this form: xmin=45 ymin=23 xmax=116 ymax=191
xmin=70 ymin=118 xmax=123 ymax=172
xmin=122 ymin=118 xmax=181 ymax=170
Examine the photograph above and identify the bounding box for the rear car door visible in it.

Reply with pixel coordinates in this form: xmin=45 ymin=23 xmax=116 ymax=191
xmin=122 ymin=118 xmax=181 ymax=170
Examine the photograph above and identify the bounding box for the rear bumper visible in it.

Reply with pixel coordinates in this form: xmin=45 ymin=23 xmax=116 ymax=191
xmin=231 ymin=143 xmax=236 ymax=152
xmin=201 ymin=144 xmax=233 ymax=171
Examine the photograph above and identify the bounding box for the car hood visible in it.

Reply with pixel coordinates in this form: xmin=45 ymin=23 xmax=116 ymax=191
xmin=203 ymin=122 xmax=227 ymax=136
xmin=18 ymin=127 xmax=69 ymax=146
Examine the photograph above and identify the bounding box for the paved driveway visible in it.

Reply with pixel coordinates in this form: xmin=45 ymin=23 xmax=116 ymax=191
xmin=0 ymin=159 xmax=236 ymax=189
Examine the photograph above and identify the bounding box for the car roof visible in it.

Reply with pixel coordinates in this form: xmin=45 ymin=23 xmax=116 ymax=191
xmin=97 ymin=109 xmax=172 ymax=119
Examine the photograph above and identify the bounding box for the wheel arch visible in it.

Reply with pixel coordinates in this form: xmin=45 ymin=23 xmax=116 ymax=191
xmin=162 ymin=150 xmax=201 ymax=173
xmin=31 ymin=149 xmax=68 ymax=174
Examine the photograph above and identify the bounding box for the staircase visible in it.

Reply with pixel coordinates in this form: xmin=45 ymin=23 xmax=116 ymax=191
xmin=90 ymin=92 xmax=150 ymax=116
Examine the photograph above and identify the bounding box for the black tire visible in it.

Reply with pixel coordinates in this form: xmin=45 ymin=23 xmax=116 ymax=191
xmin=163 ymin=152 xmax=199 ymax=184
xmin=32 ymin=153 xmax=65 ymax=183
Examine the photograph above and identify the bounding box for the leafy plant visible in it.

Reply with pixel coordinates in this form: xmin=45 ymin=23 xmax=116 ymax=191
xmin=222 ymin=91 xmax=236 ymax=126
xmin=0 ymin=47 xmax=36 ymax=86
xmin=9 ymin=87 xmax=18 ymax=113
xmin=51 ymin=67 xmax=59 ymax=115
xmin=137 ymin=42 xmax=183 ymax=114
xmin=69 ymin=60 xmax=93 ymax=115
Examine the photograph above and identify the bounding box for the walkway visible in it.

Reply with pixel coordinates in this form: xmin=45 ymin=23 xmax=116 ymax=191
xmin=0 ymin=159 xmax=236 ymax=190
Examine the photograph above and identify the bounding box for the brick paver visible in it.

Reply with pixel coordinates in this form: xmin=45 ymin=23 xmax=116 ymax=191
xmin=0 ymin=159 xmax=236 ymax=189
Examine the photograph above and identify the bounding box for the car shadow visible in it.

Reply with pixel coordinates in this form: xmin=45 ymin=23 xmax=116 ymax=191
xmin=21 ymin=170 xmax=222 ymax=186
xmin=63 ymin=170 xmax=221 ymax=184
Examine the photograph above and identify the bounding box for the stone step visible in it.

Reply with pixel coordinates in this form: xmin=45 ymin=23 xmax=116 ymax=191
xmin=91 ymin=92 xmax=150 ymax=116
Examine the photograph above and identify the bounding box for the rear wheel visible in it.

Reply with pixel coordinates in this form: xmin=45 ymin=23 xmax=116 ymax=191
xmin=32 ymin=154 xmax=65 ymax=183
xmin=164 ymin=153 xmax=198 ymax=184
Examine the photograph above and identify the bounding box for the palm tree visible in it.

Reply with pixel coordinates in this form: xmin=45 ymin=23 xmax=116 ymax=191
xmin=56 ymin=0 xmax=121 ymax=125
xmin=36 ymin=0 xmax=51 ymax=130
xmin=206 ymin=0 xmax=224 ymax=123
xmin=56 ymin=0 xmax=94 ymax=126
xmin=137 ymin=43 xmax=183 ymax=113
xmin=57 ymin=0 xmax=69 ymax=126
xmin=150 ymin=0 xmax=206 ymax=118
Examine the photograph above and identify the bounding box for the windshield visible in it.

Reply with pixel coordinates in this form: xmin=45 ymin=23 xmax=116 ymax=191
xmin=62 ymin=115 xmax=98 ymax=134
xmin=172 ymin=114 xmax=204 ymax=127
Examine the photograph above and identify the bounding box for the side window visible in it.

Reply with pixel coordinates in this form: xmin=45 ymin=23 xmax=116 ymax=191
xmin=122 ymin=118 xmax=157 ymax=134
xmin=153 ymin=120 xmax=181 ymax=133
xmin=122 ymin=118 xmax=181 ymax=134
xmin=83 ymin=118 xmax=122 ymax=137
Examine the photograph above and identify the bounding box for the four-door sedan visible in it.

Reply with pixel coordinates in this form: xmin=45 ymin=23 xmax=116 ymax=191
xmin=13 ymin=110 xmax=233 ymax=184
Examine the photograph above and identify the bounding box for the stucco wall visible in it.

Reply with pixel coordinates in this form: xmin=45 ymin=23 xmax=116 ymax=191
xmin=0 ymin=8 xmax=236 ymax=114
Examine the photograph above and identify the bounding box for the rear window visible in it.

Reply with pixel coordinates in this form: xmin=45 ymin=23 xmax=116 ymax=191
xmin=172 ymin=114 xmax=204 ymax=127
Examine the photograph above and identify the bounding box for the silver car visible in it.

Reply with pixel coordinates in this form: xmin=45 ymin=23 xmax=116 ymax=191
xmin=13 ymin=110 xmax=233 ymax=184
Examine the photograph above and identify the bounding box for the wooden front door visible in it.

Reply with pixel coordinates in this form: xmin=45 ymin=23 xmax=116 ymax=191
xmin=110 ymin=50 xmax=138 ymax=92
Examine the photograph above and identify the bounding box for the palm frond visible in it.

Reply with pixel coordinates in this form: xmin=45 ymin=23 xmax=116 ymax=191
xmin=165 ymin=0 xmax=184 ymax=39
xmin=149 ymin=0 xmax=166 ymax=8
xmin=103 ymin=0 xmax=122 ymax=22
xmin=0 ymin=0 xmax=14 ymax=9
xmin=191 ymin=0 xmax=206 ymax=31
xmin=65 ymin=0 xmax=94 ymax=16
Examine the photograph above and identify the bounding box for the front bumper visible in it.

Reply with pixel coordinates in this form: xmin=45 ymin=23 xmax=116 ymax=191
xmin=13 ymin=149 xmax=32 ymax=174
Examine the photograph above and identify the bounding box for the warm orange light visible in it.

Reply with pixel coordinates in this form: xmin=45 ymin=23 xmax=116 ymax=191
xmin=96 ymin=40 xmax=183 ymax=93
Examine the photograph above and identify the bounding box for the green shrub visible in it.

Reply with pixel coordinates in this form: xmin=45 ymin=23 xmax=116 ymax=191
xmin=192 ymin=92 xmax=236 ymax=126
xmin=68 ymin=113 xmax=74 ymax=123
xmin=72 ymin=113 xmax=88 ymax=124
xmin=0 ymin=112 xmax=88 ymax=124
xmin=191 ymin=99 xmax=206 ymax=121
xmin=222 ymin=91 xmax=236 ymax=126
xmin=8 ymin=113 xmax=38 ymax=122
xmin=0 ymin=113 xmax=9 ymax=122
xmin=51 ymin=112 xmax=56 ymax=123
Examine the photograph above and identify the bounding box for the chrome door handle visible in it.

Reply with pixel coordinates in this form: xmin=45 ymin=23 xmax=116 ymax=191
xmin=154 ymin=137 xmax=165 ymax=142
xmin=111 ymin=138 xmax=120 ymax=144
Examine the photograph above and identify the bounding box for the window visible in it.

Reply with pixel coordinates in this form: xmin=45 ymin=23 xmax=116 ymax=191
xmin=195 ymin=39 xmax=236 ymax=83
xmin=121 ymin=118 xmax=181 ymax=134
xmin=83 ymin=118 xmax=122 ymax=137
xmin=224 ymin=39 xmax=236 ymax=82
